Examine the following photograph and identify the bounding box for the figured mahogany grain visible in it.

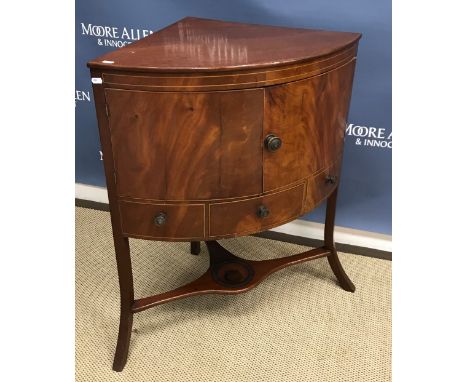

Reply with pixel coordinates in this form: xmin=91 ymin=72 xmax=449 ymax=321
xmin=88 ymin=17 xmax=361 ymax=73
xmin=263 ymin=60 xmax=356 ymax=191
xmin=105 ymin=88 xmax=263 ymax=200
xmin=98 ymin=45 xmax=358 ymax=92
xmin=88 ymin=17 xmax=361 ymax=371
xmin=209 ymin=183 xmax=305 ymax=237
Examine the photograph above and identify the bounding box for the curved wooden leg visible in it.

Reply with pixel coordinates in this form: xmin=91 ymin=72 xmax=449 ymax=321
xmin=327 ymin=247 xmax=355 ymax=292
xmin=93 ymin=82 xmax=135 ymax=371
xmin=113 ymin=306 xmax=133 ymax=371
xmin=112 ymin=236 xmax=135 ymax=372
xmin=190 ymin=241 xmax=201 ymax=255
xmin=324 ymin=187 xmax=356 ymax=292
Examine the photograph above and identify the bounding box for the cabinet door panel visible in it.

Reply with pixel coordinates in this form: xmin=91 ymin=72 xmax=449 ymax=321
xmin=105 ymin=88 xmax=263 ymax=200
xmin=263 ymin=60 xmax=356 ymax=191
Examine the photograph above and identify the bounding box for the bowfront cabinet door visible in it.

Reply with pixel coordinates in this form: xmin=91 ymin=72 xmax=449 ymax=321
xmin=105 ymin=88 xmax=264 ymax=200
xmin=263 ymin=60 xmax=356 ymax=191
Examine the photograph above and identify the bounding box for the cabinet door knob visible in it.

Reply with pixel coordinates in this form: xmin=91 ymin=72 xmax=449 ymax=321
xmin=264 ymin=134 xmax=282 ymax=152
xmin=154 ymin=212 xmax=167 ymax=226
xmin=257 ymin=205 xmax=270 ymax=218
xmin=325 ymin=175 xmax=337 ymax=185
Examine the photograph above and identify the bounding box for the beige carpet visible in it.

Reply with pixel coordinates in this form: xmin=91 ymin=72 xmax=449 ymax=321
xmin=76 ymin=207 xmax=391 ymax=382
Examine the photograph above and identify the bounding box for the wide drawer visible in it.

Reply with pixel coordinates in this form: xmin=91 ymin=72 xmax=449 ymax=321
xmin=119 ymin=201 xmax=205 ymax=240
xmin=209 ymin=183 xmax=305 ymax=237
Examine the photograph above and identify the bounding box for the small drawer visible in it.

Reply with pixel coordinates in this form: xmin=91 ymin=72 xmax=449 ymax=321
xmin=209 ymin=183 xmax=305 ymax=238
xmin=119 ymin=201 xmax=205 ymax=240
xmin=303 ymin=157 xmax=342 ymax=213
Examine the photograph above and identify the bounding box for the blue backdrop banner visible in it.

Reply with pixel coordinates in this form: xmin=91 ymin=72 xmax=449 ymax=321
xmin=75 ymin=0 xmax=391 ymax=235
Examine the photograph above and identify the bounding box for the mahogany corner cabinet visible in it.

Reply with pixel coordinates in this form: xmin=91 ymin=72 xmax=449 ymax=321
xmin=88 ymin=17 xmax=361 ymax=371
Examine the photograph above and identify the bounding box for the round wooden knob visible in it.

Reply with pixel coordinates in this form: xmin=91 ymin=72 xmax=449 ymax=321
xmin=154 ymin=212 xmax=167 ymax=226
xmin=257 ymin=205 xmax=270 ymax=218
xmin=325 ymin=175 xmax=337 ymax=185
xmin=264 ymin=134 xmax=282 ymax=152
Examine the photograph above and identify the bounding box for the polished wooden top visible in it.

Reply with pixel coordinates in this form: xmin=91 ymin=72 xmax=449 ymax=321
xmin=87 ymin=17 xmax=361 ymax=73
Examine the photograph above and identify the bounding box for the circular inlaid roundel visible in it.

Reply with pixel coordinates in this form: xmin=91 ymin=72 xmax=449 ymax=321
xmin=211 ymin=260 xmax=255 ymax=288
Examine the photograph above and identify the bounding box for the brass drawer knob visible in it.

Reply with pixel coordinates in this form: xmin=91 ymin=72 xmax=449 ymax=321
xmin=264 ymin=134 xmax=282 ymax=152
xmin=154 ymin=212 xmax=167 ymax=226
xmin=257 ymin=205 xmax=270 ymax=218
xmin=325 ymin=175 xmax=337 ymax=185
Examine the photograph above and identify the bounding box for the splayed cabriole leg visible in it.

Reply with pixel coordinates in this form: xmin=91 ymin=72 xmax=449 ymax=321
xmin=111 ymin=187 xmax=355 ymax=371
xmin=110 ymin=187 xmax=354 ymax=371
xmin=112 ymin=236 xmax=135 ymax=372
xmin=324 ymin=187 xmax=356 ymax=292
